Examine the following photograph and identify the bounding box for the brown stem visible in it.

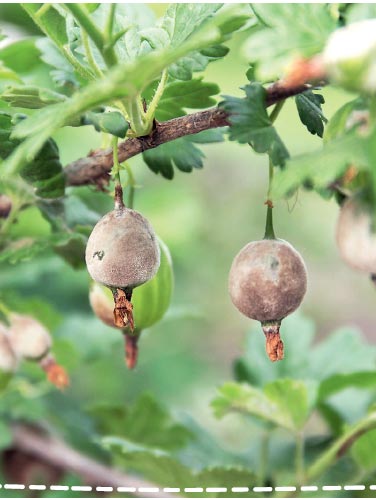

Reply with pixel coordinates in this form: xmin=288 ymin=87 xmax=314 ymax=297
xmin=114 ymin=183 xmax=125 ymax=210
xmin=10 ymin=424 xmax=175 ymax=497
xmin=64 ymin=81 xmax=313 ymax=187
xmin=262 ymin=321 xmax=284 ymax=362
xmin=125 ymin=333 xmax=139 ymax=370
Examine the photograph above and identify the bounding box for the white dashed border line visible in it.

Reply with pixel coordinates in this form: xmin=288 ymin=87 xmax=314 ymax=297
xmin=0 ymin=482 xmax=374 ymax=494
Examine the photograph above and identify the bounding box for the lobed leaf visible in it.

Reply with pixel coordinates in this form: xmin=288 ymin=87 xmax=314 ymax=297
xmin=143 ymin=129 xmax=224 ymax=179
xmin=0 ymin=232 xmax=83 ymax=264
xmin=91 ymin=393 xmax=190 ymax=452
xmin=247 ymin=4 xmax=337 ymax=80
xmin=295 ymin=90 xmax=327 ymax=138
xmin=22 ymin=4 xmax=68 ymax=48
xmin=233 ymin=313 xmax=376 ymax=430
xmin=271 ymin=131 xmax=369 ymax=199
xmin=0 ymin=112 xmax=65 ymax=198
xmin=2 ymin=85 xmax=66 ymax=109
xmin=221 ymin=82 xmax=289 ymax=166
xmin=1 ymin=4 xmax=249 ymax=178
xmin=151 ymin=79 xmax=220 ymax=121
xmin=102 ymin=437 xmax=255 ymax=496
xmin=211 ymin=379 xmax=310 ymax=432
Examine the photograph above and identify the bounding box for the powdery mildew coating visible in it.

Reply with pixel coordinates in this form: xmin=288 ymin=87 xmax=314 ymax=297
xmin=229 ymin=239 xmax=307 ymax=322
xmin=8 ymin=314 xmax=52 ymax=361
xmin=336 ymin=197 xmax=376 ymax=273
xmin=0 ymin=323 xmax=17 ymax=372
xmin=85 ymin=207 xmax=160 ymax=290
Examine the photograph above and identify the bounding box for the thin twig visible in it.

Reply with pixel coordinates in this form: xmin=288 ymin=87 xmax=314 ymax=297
xmin=64 ymin=81 xmax=311 ymax=187
xmin=11 ymin=424 xmax=178 ymax=498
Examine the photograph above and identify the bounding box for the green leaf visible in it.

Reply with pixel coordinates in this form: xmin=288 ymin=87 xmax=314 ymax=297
xmin=19 ymin=136 xmax=65 ymax=198
xmin=0 ymin=38 xmax=42 ymax=75
xmin=307 ymin=411 xmax=376 ymax=481
xmin=162 ymin=4 xmax=222 ymax=48
xmin=0 ymin=112 xmax=65 ymax=198
xmin=21 ymin=4 xmax=68 ymax=48
xmin=211 ymin=379 xmax=310 ymax=431
xmin=102 ymin=438 xmax=255 ymax=496
xmin=324 ymin=97 xmax=367 ymax=143
xmin=160 ymin=4 xmax=222 ymax=80
xmin=295 ymin=90 xmax=327 ymax=138
xmin=237 ymin=314 xmax=376 ymax=386
xmin=234 ymin=313 xmax=376 ymax=429
xmin=152 ymin=79 xmax=220 ymax=121
xmin=347 ymin=3 xmax=376 ymax=23
xmin=351 ymin=428 xmax=376 ymax=470
xmin=0 ymin=62 xmax=22 ymax=85
xmin=309 ymin=327 xmax=376 ymax=380
xmin=271 ymin=131 xmax=369 ymax=199
xmin=319 ymin=372 xmax=376 ymax=402
xmin=84 ymin=4 xmax=100 ymax=14
xmin=0 ymin=233 xmax=83 ymax=264
xmin=36 ymin=37 xmax=78 ymax=88
xmin=91 ymin=393 xmax=190 ymax=452
xmin=247 ymin=4 xmax=337 ymax=80
xmin=162 ymin=4 xmax=250 ymax=80
xmin=221 ymin=82 xmax=289 ymax=166
xmin=234 ymin=314 xmax=317 ymax=387
xmin=115 ymin=4 xmax=248 ymax=81
xmin=143 ymin=130 xmax=223 ymax=179
xmin=82 ymin=110 xmax=129 ymax=138
xmin=0 ymin=421 xmax=12 ymax=450
xmin=2 ymin=86 xmax=67 ymax=109
xmin=0 ymin=5 xmax=251 ymax=177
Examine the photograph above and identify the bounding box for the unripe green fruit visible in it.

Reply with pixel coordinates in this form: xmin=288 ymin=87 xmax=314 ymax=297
xmin=229 ymin=239 xmax=307 ymax=361
xmin=85 ymin=207 xmax=160 ymax=291
xmin=336 ymin=197 xmax=376 ymax=274
xmin=8 ymin=313 xmax=51 ymax=361
xmin=90 ymin=238 xmax=174 ymax=331
xmin=323 ymin=19 xmax=376 ymax=93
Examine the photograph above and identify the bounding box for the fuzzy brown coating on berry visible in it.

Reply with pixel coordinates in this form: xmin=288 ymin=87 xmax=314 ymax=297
xmin=0 ymin=324 xmax=18 ymax=373
xmin=8 ymin=314 xmax=51 ymax=361
xmin=229 ymin=239 xmax=307 ymax=322
xmin=85 ymin=207 xmax=160 ymax=290
xmin=336 ymin=197 xmax=376 ymax=273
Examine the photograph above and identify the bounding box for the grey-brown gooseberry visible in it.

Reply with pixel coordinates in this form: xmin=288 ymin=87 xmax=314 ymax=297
xmin=229 ymin=239 xmax=307 ymax=362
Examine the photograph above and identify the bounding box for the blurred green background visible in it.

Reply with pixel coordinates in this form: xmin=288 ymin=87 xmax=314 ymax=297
xmin=0 ymin=3 xmax=374 ymax=456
